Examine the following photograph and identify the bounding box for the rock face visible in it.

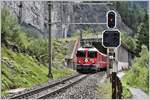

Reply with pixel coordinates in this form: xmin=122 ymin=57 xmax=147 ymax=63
xmin=2 ymin=1 xmax=49 ymax=37
xmin=1 ymin=1 xmax=133 ymax=37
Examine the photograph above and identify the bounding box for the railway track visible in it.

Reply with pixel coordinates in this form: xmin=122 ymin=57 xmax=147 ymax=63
xmin=9 ymin=74 xmax=88 ymax=99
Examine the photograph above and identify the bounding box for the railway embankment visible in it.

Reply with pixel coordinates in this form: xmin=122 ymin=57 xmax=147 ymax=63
xmin=1 ymin=8 xmax=77 ymax=96
xmin=49 ymin=72 xmax=108 ymax=99
xmin=1 ymin=40 xmax=76 ymax=96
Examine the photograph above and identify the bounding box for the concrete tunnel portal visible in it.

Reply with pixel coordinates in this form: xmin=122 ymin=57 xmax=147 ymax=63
xmin=80 ymin=38 xmax=107 ymax=54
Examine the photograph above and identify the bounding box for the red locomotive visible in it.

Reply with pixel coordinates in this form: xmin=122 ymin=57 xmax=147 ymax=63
xmin=75 ymin=47 xmax=108 ymax=73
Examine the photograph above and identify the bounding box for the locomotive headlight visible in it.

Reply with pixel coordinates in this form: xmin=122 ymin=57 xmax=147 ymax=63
xmin=90 ymin=59 xmax=95 ymax=63
xmin=85 ymin=58 xmax=88 ymax=62
xmin=78 ymin=60 xmax=81 ymax=63
xmin=92 ymin=59 xmax=94 ymax=63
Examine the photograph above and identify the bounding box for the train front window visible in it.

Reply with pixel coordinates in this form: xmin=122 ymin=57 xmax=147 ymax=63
xmin=88 ymin=51 xmax=97 ymax=58
xmin=77 ymin=51 xmax=86 ymax=57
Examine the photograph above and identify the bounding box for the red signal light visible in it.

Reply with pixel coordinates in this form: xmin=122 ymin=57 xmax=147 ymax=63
xmin=107 ymin=11 xmax=116 ymax=28
xmin=108 ymin=16 xmax=113 ymax=22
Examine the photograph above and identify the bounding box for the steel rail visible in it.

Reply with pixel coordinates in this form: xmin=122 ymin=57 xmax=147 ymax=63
xmin=36 ymin=74 xmax=88 ymax=99
xmin=9 ymin=73 xmax=81 ymax=99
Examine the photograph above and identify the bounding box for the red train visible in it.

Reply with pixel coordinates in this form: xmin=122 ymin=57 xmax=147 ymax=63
xmin=75 ymin=47 xmax=108 ymax=73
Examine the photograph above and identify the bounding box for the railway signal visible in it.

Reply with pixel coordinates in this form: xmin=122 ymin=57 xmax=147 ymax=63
xmin=104 ymin=10 xmax=122 ymax=99
xmin=107 ymin=10 xmax=116 ymax=28
xmin=102 ymin=30 xmax=121 ymax=48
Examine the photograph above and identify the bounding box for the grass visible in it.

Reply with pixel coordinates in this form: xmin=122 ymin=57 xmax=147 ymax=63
xmin=122 ymin=47 xmax=149 ymax=98
xmin=96 ymin=80 xmax=112 ymax=99
xmin=1 ymin=47 xmax=48 ymax=90
xmin=96 ymin=77 xmax=132 ymax=99
xmin=1 ymin=46 xmax=75 ymax=96
xmin=121 ymin=46 xmax=149 ymax=98
xmin=1 ymin=7 xmax=77 ymax=96
xmin=121 ymin=77 xmax=132 ymax=98
xmin=52 ymin=37 xmax=77 ymax=68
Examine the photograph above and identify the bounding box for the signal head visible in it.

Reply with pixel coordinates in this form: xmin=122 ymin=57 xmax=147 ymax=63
xmin=107 ymin=10 xmax=116 ymax=28
xmin=102 ymin=30 xmax=121 ymax=48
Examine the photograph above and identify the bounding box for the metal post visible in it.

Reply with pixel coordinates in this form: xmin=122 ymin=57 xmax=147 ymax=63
xmin=61 ymin=3 xmax=63 ymax=37
xmin=80 ymin=29 xmax=82 ymax=40
xmin=48 ymin=1 xmax=53 ymax=78
xmin=112 ymin=48 xmax=118 ymax=99
xmin=18 ymin=1 xmax=23 ymax=24
xmin=79 ymin=17 xmax=82 ymax=41
xmin=107 ymin=49 xmax=110 ymax=77
xmin=112 ymin=71 xmax=117 ymax=99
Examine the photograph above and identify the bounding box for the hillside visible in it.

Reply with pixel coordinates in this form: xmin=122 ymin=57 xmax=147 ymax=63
xmin=1 ymin=38 xmax=76 ymax=96
xmin=1 ymin=1 xmax=149 ymax=98
xmin=1 ymin=38 xmax=76 ymax=95
xmin=122 ymin=46 xmax=149 ymax=98
xmin=114 ymin=1 xmax=148 ymax=34
xmin=1 ymin=7 xmax=76 ymax=96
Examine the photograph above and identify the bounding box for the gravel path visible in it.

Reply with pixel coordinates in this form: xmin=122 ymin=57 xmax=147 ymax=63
xmin=48 ymin=72 xmax=107 ymax=99
xmin=129 ymin=87 xmax=149 ymax=99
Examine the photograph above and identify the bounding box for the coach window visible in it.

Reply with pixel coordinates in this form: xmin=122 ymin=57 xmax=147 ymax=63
xmin=88 ymin=51 xmax=97 ymax=58
xmin=102 ymin=56 xmax=106 ymax=61
xmin=77 ymin=51 xmax=86 ymax=57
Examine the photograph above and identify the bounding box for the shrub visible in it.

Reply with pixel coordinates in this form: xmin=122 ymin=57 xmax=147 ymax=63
xmin=1 ymin=7 xmax=19 ymax=42
xmin=121 ymin=32 xmax=136 ymax=51
xmin=123 ymin=45 xmax=149 ymax=93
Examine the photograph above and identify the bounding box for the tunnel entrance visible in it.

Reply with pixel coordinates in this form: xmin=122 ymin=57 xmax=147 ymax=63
xmin=92 ymin=42 xmax=107 ymax=54
xmin=80 ymin=38 xmax=107 ymax=54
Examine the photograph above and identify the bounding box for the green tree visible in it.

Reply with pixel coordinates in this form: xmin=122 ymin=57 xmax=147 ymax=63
xmin=15 ymin=32 xmax=29 ymax=49
xmin=124 ymin=45 xmax=149 ymax=93
xmin=83 ymin=27 xmax=93 ymax=37
xmin=1 ymin=7 xmax=18 ymax=43
xmin=121 ymin=32 xmax=136 ymax=51
xmin=114 ymin=1 xmax=147 ymax=34
xmin=27 ymin=38 xmax=48 ymax=64
xmin=136 ymin=13 xmax=149 ymax=54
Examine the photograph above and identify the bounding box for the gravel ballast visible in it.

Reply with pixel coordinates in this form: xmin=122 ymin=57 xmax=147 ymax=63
xmin=48 ymin=72 xmax=108 ymax=99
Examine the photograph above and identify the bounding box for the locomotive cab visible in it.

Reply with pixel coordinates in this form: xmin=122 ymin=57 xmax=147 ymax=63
xmin=76 ymin=47 xmax=98 ymax=73
xmin=76 ymin=50 xmax=97 ymax=64
xmin=75 ymin=47 xmax=108 ymax=73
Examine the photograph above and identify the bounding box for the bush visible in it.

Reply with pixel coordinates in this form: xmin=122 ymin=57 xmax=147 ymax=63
xmin=1 ymin=7 xmax=18 ymax=42
xmin=83 ymin=27 xmax=94 ymax=37
xmin=27 ymin=38 xmax=48 ymax=64
xmin=1 ymin=7 xmax=76 ymax=96
xmin=123 ymin=45 xmax=149 ymax=94
xmin=1 ymin=7 xmax=29 ymax=50
xmin=16 ymin=32 xmax=29 ymax=49
xmin=121 ymin=32 xmax=136 ymax=51
xmin=122 ymin=85 xmax=132 ymax=98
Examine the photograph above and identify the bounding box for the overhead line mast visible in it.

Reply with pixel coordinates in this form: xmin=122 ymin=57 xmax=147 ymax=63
xmin=48 ymin=1 xmax=53 ymax=78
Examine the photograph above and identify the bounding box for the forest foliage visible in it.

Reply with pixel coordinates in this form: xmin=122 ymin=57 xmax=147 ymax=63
xmin=122 ymin=46 xmax=149 ymax=97
xmin=114 ymin=1 xmax=147 ymax=33
xmin=114 ymin=2 xmax=149 ymax=98
xmin=1 ymin=7 xmax=70 ymax=65
xmin=114 ymin=1 xmax=149 ymax=55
